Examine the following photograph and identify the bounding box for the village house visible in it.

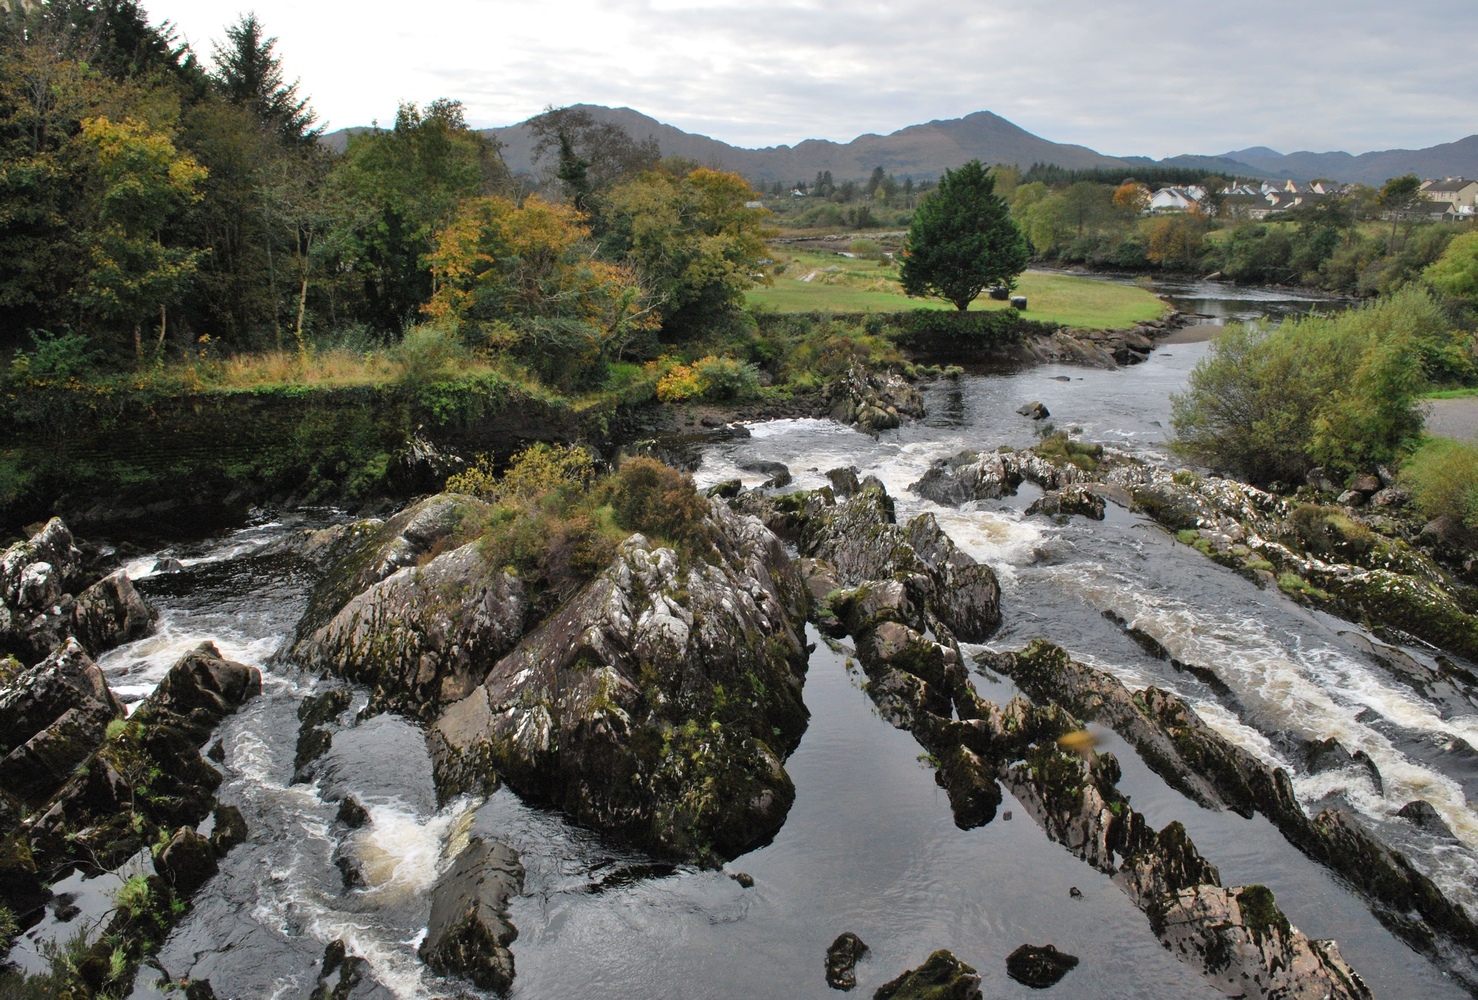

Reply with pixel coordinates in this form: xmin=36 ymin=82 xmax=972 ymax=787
xmin=1421 ymin=177 xmax=1477 ymax=216
xmin=1148 ymin=185 xmax=1206 ymax=212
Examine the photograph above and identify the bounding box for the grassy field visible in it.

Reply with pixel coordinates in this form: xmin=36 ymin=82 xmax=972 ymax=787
xmin=1423 ymin=387 xmax=1478 ymax=399
xmin=747 ymin=250 xmax=1166 ymax=329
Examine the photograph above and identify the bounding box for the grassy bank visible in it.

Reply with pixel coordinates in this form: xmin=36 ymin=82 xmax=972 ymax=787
xmin=747 ymin=251 xmax=1166 ymax=329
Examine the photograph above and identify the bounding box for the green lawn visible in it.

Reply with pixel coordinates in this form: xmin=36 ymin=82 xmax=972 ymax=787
xmin=747 ymin=251 xmax=1166 ymax=329
xmin=1422 ymin=387 xmax=1478 ymax=399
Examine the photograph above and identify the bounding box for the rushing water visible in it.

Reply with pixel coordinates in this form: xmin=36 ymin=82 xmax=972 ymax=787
xmin=13 ymin=288 xmax=1462 ymax=999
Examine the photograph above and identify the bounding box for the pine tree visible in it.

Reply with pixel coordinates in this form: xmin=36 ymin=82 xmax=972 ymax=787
xmin=211 ymin=13 xmax=319 ymax=145
xmin=899 ymin=160 xmax=1027 ymax=311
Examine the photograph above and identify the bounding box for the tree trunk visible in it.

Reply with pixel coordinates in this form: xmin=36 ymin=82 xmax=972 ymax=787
xmin=157 ymin=302 xmax=167 ymax=351
xmin=133 ymin=324 xmax=142 ymax=358
xmin=295 ymin=274 xmax=309 ymax=354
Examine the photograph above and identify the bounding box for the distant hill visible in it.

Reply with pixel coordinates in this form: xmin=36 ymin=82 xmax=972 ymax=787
xmin=322 ymin=106 xmax=1478 ymax=187
xmin=1220 ymin=136 xmax=1478 ymax=185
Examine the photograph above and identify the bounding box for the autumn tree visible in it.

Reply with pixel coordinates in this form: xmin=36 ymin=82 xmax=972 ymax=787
xmin=1113 ymin=182 xmax=1150 ymax=215
xmin=425 ymin=195 xmax=656 ymax=388
xmin=598 ymin=166 xmax=774 ymax=336
xmin=900 ymin=159 xmax=1027 ymax=310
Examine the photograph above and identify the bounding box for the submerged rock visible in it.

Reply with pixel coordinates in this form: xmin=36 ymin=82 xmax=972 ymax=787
xmin=1396 ymin=799 xmax=1456 ymax=840
xmin=826 ymin=931 xmax=870 ymax=991
xmin=430 ymin=499 xmax=810 ymax=863
xmin=873 ymin=950 xmax=981 ymax=1000
xmin=909 ymin=449 xmax=1087 ymax=507
xmin=1005 ymin=943 xmax=1078 ymax=988
xmin=419 ymin=837 xmax=524 ymax=992
xmin=1016 ymin=401 xmax=1050 ymax=420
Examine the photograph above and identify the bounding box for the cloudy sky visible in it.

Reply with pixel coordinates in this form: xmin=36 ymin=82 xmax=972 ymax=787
xmin=148 ymin=0 xmax=1476 ymax=158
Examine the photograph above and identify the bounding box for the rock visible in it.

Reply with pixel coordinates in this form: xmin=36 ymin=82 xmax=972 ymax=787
xmin=210 ymin=803 xmax=248 ymax=854
xmin=131 ymin=643 xmax=261 ymax=742
xmin=705 ymin=479 xmax=743 ymax=499
xmin=1005 ymin=943 xmax=1079 ymax=989
xmin=1 ymin=519 xmax=83 ymax=609
xmin=1337 ymin=489 xmax=1365 ymax=508
xmin=293 ymin=727 xmax=333 ymax=784
xmin=873 ymin=950 xmax=981 ymax=1000
xmin=1349 ymin=474 xmax=1381 ymax=494
xmin=826 ymin=466 xmax=862 ymax=497
xmin=296 ymin=493 xmax=493 ymax=639
xmin=1306 ymin=467 xmax=1340 ymax=493
xmin=295 ymin=541 xmax=528 ymax=720
xmin=909 ymin=449 xmax=1087 ymax=507
xmin=151 ymin=557 xmax=186 ymax=575
xmin=311 ymin=939 xmax=371 ymax=1000
xmin=741 ymin=460 xmax=791 ymax=481
xmin=70 ymin=570 xmax=154 ymax=655
xmin=1369 ymin=485 xmax=1410 ymax=509
xmin=155 ymin=827 xmax=219 ymax=898
xmin=299 ymin=687 xmax=352 ymax=729
xmin=1396 ymin=799 xmax=1456 ymax=840
xmin=934 ymin=745 xmax=1001 ymax=828
xmin=1303 ymin=738 xmax=1383 ymax=793
xmin=729 ymin=871 xmax=754 ymax=888
xmin=0 ymin=639 xmax=123 ymax=804
xmin=1017 ymin=401 xmax=1049 ymax=420
xmin=1069 ymin=886 xmax=1082 ymax=898
xmin=430 ymin=499 xmax=811 ymax=862
xmin=824 ymin=364 xmax=925 ymax=433
xmin=419 ymin=838 xmax=525 ymax=992
xmin=1026 ymin=484 xmax=1106 ymax=520
xmin=337 ymin=795 xmax=370 ymax=829
xmin=184 ymin=980 xmax=217 ymax=1000
xmin=826 ymin=931 xmax=870 ymax=991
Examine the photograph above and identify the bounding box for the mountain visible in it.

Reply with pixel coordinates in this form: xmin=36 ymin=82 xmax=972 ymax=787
xmin=322 ymin=106 xmax=1478 ymax=187
xmin=1219 ymin=136 xmax=1478 ymax=185
xmin=482 ymin=105 xmax=1127 ymax=183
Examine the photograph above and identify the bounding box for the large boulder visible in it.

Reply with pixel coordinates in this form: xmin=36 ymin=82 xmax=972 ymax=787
xmin=0 ymin=639 xmax=123 ymax=805
xmin=295 ymin=493 xmax=493 ymax=639
xmin=132 ymin=642 xmax=262 ymax=742
xmin=909 ymin=449 xmax=1086 ymax=507
xmin=1005 ymin=943 xmax=1078 ymax=988
xmin=419 ymin=837 xmax=524 ymax=992
xmin=294 ymin=543 xmax=528 ymax=720
xmin=71 ymin=570 xmax=154 ymax=655
xmin=431 ymin=499 xmax=810 ymax=863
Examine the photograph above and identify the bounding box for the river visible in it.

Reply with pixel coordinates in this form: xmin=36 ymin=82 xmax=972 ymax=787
xmin=13 ymin=285 xmax=1471 ymax=1000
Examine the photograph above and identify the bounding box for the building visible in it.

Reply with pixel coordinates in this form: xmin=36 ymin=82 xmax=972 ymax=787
xmin=1148 ymin=186 xmax=1205 ymax=213
xmin=1421 ymin=177 xmax=1478 ymax=215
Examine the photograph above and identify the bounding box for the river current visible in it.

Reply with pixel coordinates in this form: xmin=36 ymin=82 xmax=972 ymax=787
xmin=14 ymin=285 xmax=1474 ymax=999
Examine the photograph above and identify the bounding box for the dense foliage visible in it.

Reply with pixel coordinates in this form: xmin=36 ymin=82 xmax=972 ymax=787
xmin=1400 ymin=437 xmax=1478 ymax=531
xmin=0 ymin=2 xmax=771 ymax=391
xmin=900 ymin=160 xmax=1028 ymax=310
xmin=1169 ymin=287 xmax=1465 ymax=484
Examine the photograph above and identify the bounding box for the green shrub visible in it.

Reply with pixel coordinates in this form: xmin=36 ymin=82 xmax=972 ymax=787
xmin=1285 ymin=504 xmax=1377 ymax=561
xmin=606 ymin=457 xmax=712 ymax=553
xmin=393 ymin=322 xmax=469 ymax=384
xmin=1401 ymin=437 xmax=1478 ymax=530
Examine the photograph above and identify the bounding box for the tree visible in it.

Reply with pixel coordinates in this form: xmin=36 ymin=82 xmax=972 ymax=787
xmin=598 ymin=166 xmax=774 ymax=337
xmin=899 ymin=159 xmax=1027 ymax=310
xmin=211 ymin=13 xmax=319 ymax=145
xmin=76 ymin=115 xmax=207 ymax=356
xmin=1425 ymin=231 xmax=1478 ymax=302
xmin=1378 ymin=174 xmax=1422 ymax=252
xmin=529 ymin=106 xmax=659 ymax=211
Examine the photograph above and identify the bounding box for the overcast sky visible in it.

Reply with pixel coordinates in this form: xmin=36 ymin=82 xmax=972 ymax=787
xmin=147 ymin=0 xmax=1477 ymax=158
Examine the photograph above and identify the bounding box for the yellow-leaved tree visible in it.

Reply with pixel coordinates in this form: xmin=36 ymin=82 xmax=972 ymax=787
xmin=425 ymin=195 xmax=657 ymax=390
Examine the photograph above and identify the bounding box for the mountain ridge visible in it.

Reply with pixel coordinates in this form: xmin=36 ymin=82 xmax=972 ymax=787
xmin=323 ymin=106 xmax=1478 ymax=187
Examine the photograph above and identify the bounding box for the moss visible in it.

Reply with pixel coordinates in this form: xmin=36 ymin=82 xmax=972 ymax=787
xmin=1277 ymin=572 xmax=1330 ymax=601
xmin=1176 ymin=529 xmax=1199 ymax=545
xmin=1236 ymin=884 xmax=1291 ymax=946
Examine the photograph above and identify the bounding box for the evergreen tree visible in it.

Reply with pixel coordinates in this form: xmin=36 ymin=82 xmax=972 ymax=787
xmin=900 ymin=159 xmax=1027 ymax=311
xmin=211 ymin=13 xmax=319 ymax=145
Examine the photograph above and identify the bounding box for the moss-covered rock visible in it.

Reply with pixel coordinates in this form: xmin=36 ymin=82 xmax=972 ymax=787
xmin=873 ymin=950 xmax=981 ymax=1000
xmin=430 ymin=499 xmax=810 ymax=864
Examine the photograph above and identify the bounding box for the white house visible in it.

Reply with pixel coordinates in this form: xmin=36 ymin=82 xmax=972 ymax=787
xmin=1148 ymin=186 xmax=1204 ymax=213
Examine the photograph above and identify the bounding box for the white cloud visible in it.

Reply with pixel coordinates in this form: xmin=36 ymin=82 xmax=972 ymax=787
xmin=148 ymin=0 xmax=1477 ymax=157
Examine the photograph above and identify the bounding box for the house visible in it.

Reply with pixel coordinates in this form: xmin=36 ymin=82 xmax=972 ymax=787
xmin=1421 ymin=177 xmax=1478 ymax=215
xmin=1149 ymin=186 xmax=1203 ymax=213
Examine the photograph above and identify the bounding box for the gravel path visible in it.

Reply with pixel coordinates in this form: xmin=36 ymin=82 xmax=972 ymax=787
xmin=1424 ymin=397 xmax=1478 ymax=442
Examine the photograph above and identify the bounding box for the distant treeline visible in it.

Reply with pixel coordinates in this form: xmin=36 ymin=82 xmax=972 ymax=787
xmin=1020 ymin=162 xmax=1241 ymax=189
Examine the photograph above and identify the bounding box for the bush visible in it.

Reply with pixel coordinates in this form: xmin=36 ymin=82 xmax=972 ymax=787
xmin=654 ymin=355 xmax=760 ymax=403
xmin=394 ymin=322 xmax=469 ymax=384
xmin=1171 ymin=293 xmax=1429 ymax=484
xmin=1285 ymin=504 xmax=1377 ymax=561
xmin=606 ymin=457 xmax=711 ymax=553
xmin=1401 ymin=437 xmax=1478 ymax=530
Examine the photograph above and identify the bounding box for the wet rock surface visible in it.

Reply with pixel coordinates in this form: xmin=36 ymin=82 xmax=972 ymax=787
xmin=826 ymin=931 xmax=870 ymax=991
xmin=873 ymin=949 xmax=982 ymax=1000
xmin=419 ymin=837 xmax=525 ymax=992
xmin=825 ymin=363 xmax=927 ymax=433
xmin=1005 ymin=943 xmax=1079 ymax=988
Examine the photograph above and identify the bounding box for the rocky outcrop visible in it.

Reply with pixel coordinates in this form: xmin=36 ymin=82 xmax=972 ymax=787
xmin=826 ymin=932 xmax=870 ymax=991
xmin=798 ymin=484 xmax=1001 ymax=643
xmin=294 ymin=493 xmax=492 ymax=640
xmin=824 ymin=364 xmax=926 ymax=433
xmin=909 ymin=448 xmax=1089 ymax=506
xmin=873 ymin=950 xmax=981 ymax=1000
xmin=0 ymin=639 xmax=123 ymax=807
xmin=430 ymin=499 xmax=811 ymax=863
xmin=0 ymin=519 xmax=154 ymax=663
xmin=1025 ymin=484 xmax=1106 ymax=521
xmin=997 ymin=640 xmax=1478 ymax=990
xmin=294 ymin=542 xmax=527 ymax=720
xmin=419 ymin=837 xmax=524 ymax=992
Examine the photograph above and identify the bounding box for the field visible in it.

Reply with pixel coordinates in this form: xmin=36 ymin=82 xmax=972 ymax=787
xmin=747 ymin=250 xmax=1166 ymax=329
